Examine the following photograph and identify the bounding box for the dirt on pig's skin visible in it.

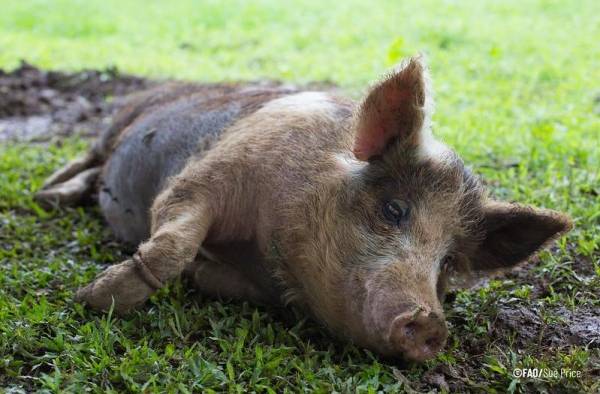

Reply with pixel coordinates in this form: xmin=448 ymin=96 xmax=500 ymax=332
xmin=1 ymin=64 xmax=598 ymax=393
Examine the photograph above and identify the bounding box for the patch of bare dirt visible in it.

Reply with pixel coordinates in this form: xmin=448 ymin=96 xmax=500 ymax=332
xmin=494 ymin=303 xmax=600 ymax=348
xmin=0 ymin=62 xmax=150 ymax=142
xmin=555 ymin=307 xmax=600 ymax=347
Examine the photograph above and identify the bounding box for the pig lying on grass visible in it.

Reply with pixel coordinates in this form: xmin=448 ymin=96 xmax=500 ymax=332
xmin=35 ymin=56 xmax=572 ymax=362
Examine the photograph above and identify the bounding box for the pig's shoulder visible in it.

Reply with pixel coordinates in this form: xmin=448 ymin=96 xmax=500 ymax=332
xmin=243 ymin=91 xmax=356 ymax=151
xmin=257 ymin=91 xmax=354 ymax=119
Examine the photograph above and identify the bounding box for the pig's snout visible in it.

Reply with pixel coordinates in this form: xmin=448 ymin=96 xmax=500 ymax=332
xmin=361 ymin=280 xmax=448 ymax=361
xmin=388 ymin=308 xmax=448 ymax=362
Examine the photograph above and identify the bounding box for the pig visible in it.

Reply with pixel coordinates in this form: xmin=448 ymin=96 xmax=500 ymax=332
xmin=35 ymin=56 xmax=572 ymax=362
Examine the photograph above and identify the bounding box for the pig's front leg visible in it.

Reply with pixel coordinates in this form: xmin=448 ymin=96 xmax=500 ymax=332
xmin=76 ymin=178 xmax=214 ymax=314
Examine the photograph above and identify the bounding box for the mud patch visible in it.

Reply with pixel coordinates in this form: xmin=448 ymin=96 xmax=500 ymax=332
xmin=494 ymin=303 xmax=600 ymax=347
xmin=0 ymin=62 xmax=149 ymax=142
xmin=554 ymin=307 xmax=600 ymax=347
xmin=492 ymin=252 xmax=599 ymax=349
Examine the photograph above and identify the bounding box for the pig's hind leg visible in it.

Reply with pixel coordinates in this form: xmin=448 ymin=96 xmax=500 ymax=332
xmin=39 ymin=150 xmax=99 ymax=190
xmin=35 ymin=145 xmax=104 ymax=209
xmin=35 ymin=165 xmax=101 ymax=209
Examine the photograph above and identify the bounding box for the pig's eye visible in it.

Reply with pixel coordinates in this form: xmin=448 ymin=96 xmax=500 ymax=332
xmin=382 ymin=199 xmax=410 ymax=226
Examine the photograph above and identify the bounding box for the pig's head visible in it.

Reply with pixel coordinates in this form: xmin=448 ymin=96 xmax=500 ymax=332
xmin=278 ymin=56 xmax=572 ymax=362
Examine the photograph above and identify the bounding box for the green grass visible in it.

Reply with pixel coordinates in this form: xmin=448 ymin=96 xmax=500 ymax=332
xmin=1 ymin=0 xmax=599 ymax=392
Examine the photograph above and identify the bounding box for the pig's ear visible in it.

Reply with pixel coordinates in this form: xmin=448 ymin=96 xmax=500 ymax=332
xmin=353 ymin=55 xmax=433 ymax=161
xmin=470 ymin=202 xmax=572 ymax=272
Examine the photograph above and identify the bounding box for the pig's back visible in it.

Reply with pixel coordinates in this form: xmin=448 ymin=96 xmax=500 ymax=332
xmin=100 ymin=86 xmax=298 ymax=244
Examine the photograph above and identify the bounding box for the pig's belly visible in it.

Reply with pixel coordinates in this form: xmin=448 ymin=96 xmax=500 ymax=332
xmin=99 ymin=101 xmax=242 ymax=244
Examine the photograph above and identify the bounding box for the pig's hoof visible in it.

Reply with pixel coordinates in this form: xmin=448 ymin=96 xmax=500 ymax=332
xmin=75 ymin=259 xmax=155 ymax=314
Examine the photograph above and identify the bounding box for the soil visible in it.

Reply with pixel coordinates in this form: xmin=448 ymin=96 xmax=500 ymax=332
xmin=0 ymin=62 xmax=150 ymax=142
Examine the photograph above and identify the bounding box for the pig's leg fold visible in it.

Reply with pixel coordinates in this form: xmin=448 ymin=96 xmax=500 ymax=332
xmin=186 ymin=257 xmax=268 ymax=303
xmin=35 ymin=166 xmax=101 ymax=209
xmin=76 ymin=183 xmax=214 ymax=314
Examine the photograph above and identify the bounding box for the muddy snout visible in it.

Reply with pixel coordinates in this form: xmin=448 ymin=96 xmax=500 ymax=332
xmin=388 ymin=307 xmax=448 ymax=362
xmin=363 ymin=285 xmax=449 ymax=361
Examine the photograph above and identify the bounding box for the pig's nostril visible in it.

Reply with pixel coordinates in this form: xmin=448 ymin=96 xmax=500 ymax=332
xmin=403 ymin=322 xmax=417 ymax=338
xmin=425 ymin=336 xmax=441 ymax=349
